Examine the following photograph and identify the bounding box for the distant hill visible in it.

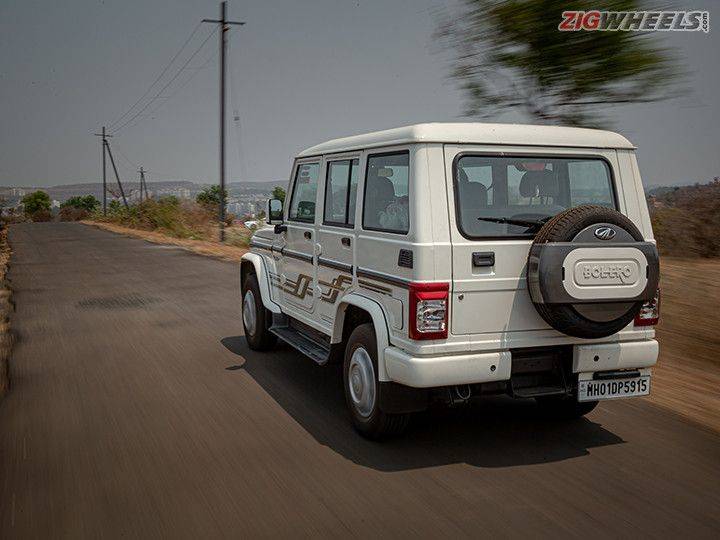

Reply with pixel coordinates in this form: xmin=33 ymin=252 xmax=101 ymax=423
xmin=0 ymin=179 xmax=282 ymax=203
xmin=649 ymin=178 xmax=720 ymax=258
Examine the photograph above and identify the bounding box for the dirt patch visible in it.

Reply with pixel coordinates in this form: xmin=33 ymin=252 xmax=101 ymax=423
xmin=0 ymin=227 xmax=13 ymax=399
xmin=81 ymin=221 xmax=248 ymax=262
xmin=647 ymin=257 xmax=720 ymax=433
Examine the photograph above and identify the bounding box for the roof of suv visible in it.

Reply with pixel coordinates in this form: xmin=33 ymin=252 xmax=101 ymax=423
xmin=297 ymin=122 xmax=635 ymax=157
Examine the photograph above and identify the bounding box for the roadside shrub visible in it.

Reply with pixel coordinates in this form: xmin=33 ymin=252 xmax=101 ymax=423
xmin=196 ymin=186 xmax=225 ymax=208
xmin=22 ymin=191 xmax=51 ymax=216
xmin=92 ymin=194 xmax=253 ymax=244
xmin=30 ymin=209 xmax=53 ymax=222
xmin=61 ymin=195 xmax=99 ymax=212
xmin=59 ymin=207 xmax=90 ymax=221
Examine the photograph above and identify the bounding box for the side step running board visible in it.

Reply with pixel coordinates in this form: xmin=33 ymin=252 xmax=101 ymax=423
xmin=269 ymin=325 xmax=330 ymax=366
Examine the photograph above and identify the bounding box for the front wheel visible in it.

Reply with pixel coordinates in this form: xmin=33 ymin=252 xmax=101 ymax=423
xmin=242 ymin=273 xmax=276 ymax=351
xmin=343 ymin=324 xmax=409 ymax=439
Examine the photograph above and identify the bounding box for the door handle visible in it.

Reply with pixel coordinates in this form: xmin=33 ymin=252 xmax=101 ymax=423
xmin=304 ymin=231 xmax=312 ymax=240
xmin=472 ymin=252 xmax=495 ymax=267
xmin=341 ymin=237 xmax=351 ymax=247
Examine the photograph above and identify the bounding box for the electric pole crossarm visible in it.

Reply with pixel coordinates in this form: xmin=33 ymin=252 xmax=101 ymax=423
xmin=202 ymin=19 xmax=245 ymax=25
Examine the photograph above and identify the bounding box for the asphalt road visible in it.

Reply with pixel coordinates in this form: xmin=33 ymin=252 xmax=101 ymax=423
xmin=1 ymin=222 xmax=719 ymax=538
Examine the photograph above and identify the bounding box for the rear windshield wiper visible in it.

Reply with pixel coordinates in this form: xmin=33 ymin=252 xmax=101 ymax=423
xmin=476 ymin=216 xmax=550 ymax=232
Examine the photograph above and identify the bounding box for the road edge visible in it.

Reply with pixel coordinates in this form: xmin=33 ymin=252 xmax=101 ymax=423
xmin=0 ymin=226 xmax=14 ymax=400
xmin=80 ymin=220 xmax=248 ymax=263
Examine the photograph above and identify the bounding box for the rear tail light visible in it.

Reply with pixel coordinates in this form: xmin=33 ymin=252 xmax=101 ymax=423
xmin=409 ymin=282 xmax=449 ymax=340
xmin=635 ymin=288 xmax=660 ymax=326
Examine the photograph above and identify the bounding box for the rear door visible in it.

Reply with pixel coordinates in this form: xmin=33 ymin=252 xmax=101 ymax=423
xmin=443 ymin=145 xmax=621 ymax=336
xmin=315 ymin=156 xmax=360 ymax=327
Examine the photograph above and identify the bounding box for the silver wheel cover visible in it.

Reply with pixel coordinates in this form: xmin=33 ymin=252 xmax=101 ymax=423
xmin=243 ymin=289 xmax=257 ymax=337
xmin=348 ymin=347 xmax=376 ymax=418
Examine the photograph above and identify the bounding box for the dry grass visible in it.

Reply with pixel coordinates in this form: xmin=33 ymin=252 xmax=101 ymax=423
xmin=0 ymin=227 xmax=13 ymax=399
xmin=82 ymin=221 xmax=249 ymax=262
xmin=647 ymin=257 xmax=720 ymax=433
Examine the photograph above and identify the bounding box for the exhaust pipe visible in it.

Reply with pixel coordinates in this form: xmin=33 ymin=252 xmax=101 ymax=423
xmin=451 ymin=384 xmax=472 ymax=404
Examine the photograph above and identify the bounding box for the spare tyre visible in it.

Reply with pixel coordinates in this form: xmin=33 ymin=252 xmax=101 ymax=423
xmin=527 ymin=205 xmax=660 ymax=339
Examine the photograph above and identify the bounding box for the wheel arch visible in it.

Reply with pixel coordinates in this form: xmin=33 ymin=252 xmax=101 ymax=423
xmin=240 ymin=252 xmax=282 ymax=314
xmin=333 ymin=294 xmax=392 ymax=382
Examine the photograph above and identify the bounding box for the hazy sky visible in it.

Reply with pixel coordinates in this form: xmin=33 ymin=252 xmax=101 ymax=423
xmin=1 ymin=0 xmax=717 ymax=187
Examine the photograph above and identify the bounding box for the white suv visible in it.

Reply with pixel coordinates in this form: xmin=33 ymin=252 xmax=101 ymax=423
xmin=241 ymin=123 xmax=660 ymax=438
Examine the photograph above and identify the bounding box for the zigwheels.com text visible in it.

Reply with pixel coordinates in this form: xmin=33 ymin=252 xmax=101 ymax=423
xmin=559 ymin=11 xmax=710 ymax=32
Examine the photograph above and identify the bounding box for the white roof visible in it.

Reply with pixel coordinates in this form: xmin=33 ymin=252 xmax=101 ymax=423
xmin=297 ymin=122 xmax=635 ymax=157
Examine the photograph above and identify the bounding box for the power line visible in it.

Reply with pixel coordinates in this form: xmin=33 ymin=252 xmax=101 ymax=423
xmin=107 ymin=21 xmax=203 ymax=131
xmin=110 ymin=25 xmax=218 ymax=136
xmin=228 ymin=28 xmax=248 ymax=183
xmin=111 ymin=140 xmax=138 ymax=171
xmin=116 ymin=43 xmax=220 ymax=135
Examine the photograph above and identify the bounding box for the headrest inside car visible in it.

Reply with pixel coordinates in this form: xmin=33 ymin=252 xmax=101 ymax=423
xmin=519 ymin=170 xmax=558 ymax=198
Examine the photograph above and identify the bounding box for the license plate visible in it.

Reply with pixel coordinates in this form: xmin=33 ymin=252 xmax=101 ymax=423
xmin=577 ymin=376 xmax=650 ymax=402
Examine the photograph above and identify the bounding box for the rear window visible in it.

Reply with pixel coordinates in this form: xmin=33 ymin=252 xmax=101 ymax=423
xmin=454 ymin=155 xmax=615 ymax=238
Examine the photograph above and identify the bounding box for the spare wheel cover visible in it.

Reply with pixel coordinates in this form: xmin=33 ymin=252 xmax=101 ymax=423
xmin=527 ymin=205 xmax=660 ymax=339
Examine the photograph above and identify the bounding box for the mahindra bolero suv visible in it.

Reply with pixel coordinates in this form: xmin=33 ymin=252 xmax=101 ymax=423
xmin=240 ymin=123 xmax=660 ymax=438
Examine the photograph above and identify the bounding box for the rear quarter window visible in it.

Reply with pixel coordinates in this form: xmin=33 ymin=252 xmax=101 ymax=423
xmin=362 ymin=151 xmax=409 ymax=234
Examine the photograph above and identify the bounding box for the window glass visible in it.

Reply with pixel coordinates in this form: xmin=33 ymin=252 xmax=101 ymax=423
xmin=347 ymin=160 xmax=359 ymax=225
xmin=324 ymin=159 xmax=359 ymax=226
xmin=455 ymin=156 xmax=614 ymax=237
xmin=363 ymin=152 xmax=409 ymax=233
xmin=325 ymin=161 xmax=350 ymax=224
xmin=568 ymin=161 xmax=615 ymax=206
xmin=288 ymin=162 xmax=319 ymax=222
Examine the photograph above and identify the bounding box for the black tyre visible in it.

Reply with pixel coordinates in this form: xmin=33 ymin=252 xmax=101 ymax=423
xmin=528 ymin=205 xmax=658 ymax=339
xmin=536 ymin=395 xmax=599 ymax=419
xmin=242 ymin=273 xmax=277 ymax=351
xmin=343 ymin=323 xmax=409 ymax=439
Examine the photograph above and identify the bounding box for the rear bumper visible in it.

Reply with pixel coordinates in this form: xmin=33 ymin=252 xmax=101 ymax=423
xmin=384 ymin=348 xmax=512 ymax=388
xmin=383 ymin=339 xmax=658 ymax=389
xmin=573 ymin=339 xmax=658 ymax=373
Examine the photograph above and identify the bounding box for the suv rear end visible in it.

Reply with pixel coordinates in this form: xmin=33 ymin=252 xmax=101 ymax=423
xmin=385 ymin=139 xmax=659 ymax=412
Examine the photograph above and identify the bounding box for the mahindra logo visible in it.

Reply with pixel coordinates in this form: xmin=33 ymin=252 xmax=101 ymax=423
xmin=594 ymin=227 xmax=616 ymax=241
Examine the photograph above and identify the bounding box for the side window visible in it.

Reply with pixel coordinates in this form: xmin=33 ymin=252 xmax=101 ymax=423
xmin=323 ymin=159 xmax=359 ymax=226
xmin=288 ymin=162 xmax=319 ymax=222
xmin=362 ymin=152 xmax=409 ymax=234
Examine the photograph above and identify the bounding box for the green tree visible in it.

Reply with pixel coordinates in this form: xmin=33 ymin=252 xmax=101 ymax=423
xmin=272 ymin=186 xmax=286 ymax=204
xmin=61 ymin=195 xmax=99 ymax=212
xmin=196 ymin=185 xmax=226 ymax=207
xmin=436 ymin=0 xmax=682 ymax=127
xmin=21 ymin=190 xmax=51 ymax=215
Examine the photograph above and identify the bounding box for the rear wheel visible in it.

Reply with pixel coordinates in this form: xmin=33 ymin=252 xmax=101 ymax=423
xmin=536 ymin=395 xmax=598 ymax=419
xmin=242 ymin=273 xmax=276 ymax=351
xmin=343 ymin=324 xmax=409 ymax=439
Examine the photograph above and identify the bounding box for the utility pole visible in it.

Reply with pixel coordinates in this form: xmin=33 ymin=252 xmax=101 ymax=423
xmin=203 ymin=1 xmax=245 ymax=242
xmin=104 ymin=141 xmax=129 ymax=210
xmin=138 ymin=166 xmax=149 ymax=201
xmin=93 ymin=126 xmax=112 ymax=214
